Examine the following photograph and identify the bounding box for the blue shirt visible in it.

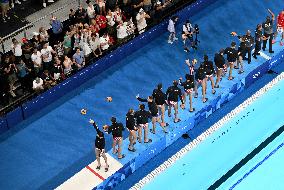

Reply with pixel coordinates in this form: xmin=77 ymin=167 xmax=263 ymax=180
xmin=51 ymin=20 xmax=63 ymax=34
xmin=73 ymin=52 xmax=84 ymax=65
xmin=17 ymin=63 xmax=27 ymax=78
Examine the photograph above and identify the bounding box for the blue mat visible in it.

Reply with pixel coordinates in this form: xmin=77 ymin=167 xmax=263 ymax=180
xmin=0 ymin=0 xmax=283 ymax=189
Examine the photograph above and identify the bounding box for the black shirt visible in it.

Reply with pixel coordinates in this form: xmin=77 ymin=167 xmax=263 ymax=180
xmin=179 ymin=79 xmax=194 ymax=90
xmin=214 ymin=53 xmax=225 ymax=68
xmin=166 ymin=86 xmax=183 ymax=103
xmin=134 ymin=109 xmax=151 ymax=124
xmin=137 ymin=97 xmax=158 ymax=116
xmin=108 ymin=122 xmax=125 ymax=137
xmin=93 ymin=124 xmax=105 ymax=150
xmin=203 ymin=61 xmax=215 ymax=75
xmin=244 ymin=35 xmax=254 ymax=48
xmin=224 ymin=47 xmax=238 ymax=62
xmin=195 ymin=65 xmax=206 ymax=80
xmin=262 ymin=20 xmax=273 ymax=35
xmin=126 ymin=112 xmax=136 ymax=130
xmin=255 ymin=29 xmax=263 ymax=42
xmin=152 ymin=88 xmax=166 ymax=105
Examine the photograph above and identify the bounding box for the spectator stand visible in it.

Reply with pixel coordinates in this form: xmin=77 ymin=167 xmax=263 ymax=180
xmin=0 ymin=0 xmax=197 ymax=131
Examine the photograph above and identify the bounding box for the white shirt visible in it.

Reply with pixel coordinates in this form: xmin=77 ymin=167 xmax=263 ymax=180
xmin=87 ymin=5 xmax=95 ymax=19
xmin=33 ymin=78 xmax=43 ymax=89
xmin=41 ymin=46 xmax=53 ymax=62
xmin=136 ymin=12 xmax=147 ymax=31
xmin=168 ymin=19 xmax=175 ymax=33
xmin=106 ymin=12 xmax=115 ymax=26
xmin=115 ymin=11 xmax=122 ymax=23
xmin=182 ymin=23 xmax=193 ymax=33
xmin=100 ymin=36 xmax=109 ymax=50
xmin=90 ymin=37 xmax=100 ymax=50
xmin=31 ymin=51 xmax=42 ymax=67
xmin=117 ymin=23 xmax=128 ymax=39
xmin=11 ymin=43 xmax=22 ymax=57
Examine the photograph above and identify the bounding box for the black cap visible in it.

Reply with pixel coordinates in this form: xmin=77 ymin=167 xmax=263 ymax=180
xmin=204 ymin=55 xmax=208 ymax=61
xmin=140 ymin=104 xmax=145 ymax=110
xmin=157 ymin=83 xmax=162 ymax=90
xmin=111 ymin=117 xmax=116 ymax=123
xmin=173 ymin=80 xmax=178 ymax=86
xmin=185 ymin=74 xmax=191 ymax=80
xmin=231 ymin=41 xmax=236 ymax=47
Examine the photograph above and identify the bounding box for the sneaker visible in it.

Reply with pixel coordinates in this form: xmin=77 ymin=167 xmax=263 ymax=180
xmin=3 ymin=18 xmax=6 ymax=23
xmin=11 ymin=3 xmax=14 ymax=8
xmin=15 ymin=0 xmax=21 ymax=4
xmin=173 ymin=37 xmax=178 ymax=41
xmin=6 ymin=16 xmax=10 ymax=20
xmin=168 ymin=40 xmax=173 ymax=44
xmin=43 ymin=3 xmax=46 ymax=7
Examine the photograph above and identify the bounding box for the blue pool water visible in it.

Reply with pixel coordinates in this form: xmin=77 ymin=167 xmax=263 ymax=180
xmin=142 ymin=78 xmax=284 ymax=190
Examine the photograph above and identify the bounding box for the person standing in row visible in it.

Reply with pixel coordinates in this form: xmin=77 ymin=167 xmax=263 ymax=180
xmin=152 ymin=83 xmax=168 ymax=127
xmin=194 ymin=63 xmax=207 ymax=103
xmin=253 ymin=24 xmax=264 ymax=59
xmin=224 ymin=42 xmax=238 ymax=80
xmin=104 ymin=117 xmax=125 ymax=159
xmin=262 ymin=9 xmax=275 ymax=53
xmin=203 ymin=55 xmax=216 ymax=93
xmin=89 ymin=119 xmax=109 ymax=172
xmin=126 ymin=109 xmax=137 ymax=152
xmin=179 ymin=74 xmax=195 ymax=112
xmin=134 ymin=104 xmax=152 ymax=143
xmin=166 ymin=80 xmax=184 ymax=123
xmin=214 ymin=49 xmax=226 ymax=88
xmin=136 ymin=94 xmax=167 ymax=134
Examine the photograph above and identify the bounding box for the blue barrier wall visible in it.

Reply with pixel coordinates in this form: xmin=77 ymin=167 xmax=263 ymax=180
xmin=5 ymin=106 xmax=23 ymax=129
xmin=0 ymin=116 xmax=8 ymax=134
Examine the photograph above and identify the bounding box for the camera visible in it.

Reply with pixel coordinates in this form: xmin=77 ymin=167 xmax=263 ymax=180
xmin=194 ymin=24 xmax=199 ymax=34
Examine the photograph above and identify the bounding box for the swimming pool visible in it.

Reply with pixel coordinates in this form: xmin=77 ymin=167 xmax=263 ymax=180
xmin=137 ymin=74 xmax=284 ymax=190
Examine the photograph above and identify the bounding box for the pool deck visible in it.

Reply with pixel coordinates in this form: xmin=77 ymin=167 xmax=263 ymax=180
xmin=55 ymin=36 xmax=284 ymax=190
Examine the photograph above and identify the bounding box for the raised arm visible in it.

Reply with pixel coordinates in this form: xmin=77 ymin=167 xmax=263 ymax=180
xmin=268 ymin=9 xmax=275 ymax=20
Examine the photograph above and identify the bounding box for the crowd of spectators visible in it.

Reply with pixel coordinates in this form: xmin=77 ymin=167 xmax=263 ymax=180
xmin=0 ymin=0 xmax=179 ymax=108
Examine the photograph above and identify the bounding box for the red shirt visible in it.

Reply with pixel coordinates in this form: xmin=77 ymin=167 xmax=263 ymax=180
xmin=96 ymin=15 xmax=107 ymax=29
xmin=278 ymin=13 xmax=284 ymax=27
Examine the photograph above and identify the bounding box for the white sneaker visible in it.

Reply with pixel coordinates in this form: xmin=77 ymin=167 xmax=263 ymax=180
xmin=173 ymin=37 xmax=178 ymax=41
xmin=168 ymin=40 xmax=173 ymax=44
xmin=11 ymin=3 xmax=14 ymax=8
xmin=43 ymin=2 xmax=46 ymax=7
xmin=48 ymin=0 xmax=54 ymax=2
xmin=15 ymin=0 xmax=21 ymax=4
